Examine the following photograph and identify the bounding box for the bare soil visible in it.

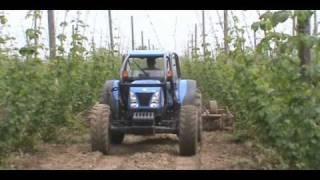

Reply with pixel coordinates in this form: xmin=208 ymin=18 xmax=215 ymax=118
xmin=5 ymin=131 xmax=257 ymax=170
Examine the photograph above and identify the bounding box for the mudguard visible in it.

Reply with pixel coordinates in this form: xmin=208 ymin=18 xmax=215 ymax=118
xmin=101 ymin=80 xmax=120 ymax=120
xmin=178 ymin=79 xmax=198 ymax=106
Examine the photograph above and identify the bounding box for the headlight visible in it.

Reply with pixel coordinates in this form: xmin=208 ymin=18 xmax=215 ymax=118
xmin=151 ymin=92 xmax=159 ymax=103
xmin=150 ymin=92 xmax=160 ymax=108
xmin=130 ymin=92 xmax=137 ymax=103
xmin=130 ymin=92 xmax=138 ymax=108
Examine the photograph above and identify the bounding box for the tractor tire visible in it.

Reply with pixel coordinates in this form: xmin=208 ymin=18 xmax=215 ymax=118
xmin=100 ymin=80 xmax=124 ymax=144
xmin=209 ymin=100 xmax=218 ymax=114
xmin=100 ymin=80 xmax=114 ymax=105
xmin=179 ymin=105 xmax=198 ymax=156
xmin=88 ymin=104 xmax=111 ymax=154
xmin=195 ymin=89 xmax=203 ymax=143
xmin=110 ymin=131 xmax=125 ymax=144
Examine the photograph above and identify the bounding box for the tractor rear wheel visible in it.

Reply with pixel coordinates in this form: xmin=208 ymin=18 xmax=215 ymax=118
xmin=179 ymin=105 xmax=198 ymax=156
xmin=88 ymin=104 xmax=111 ymax=154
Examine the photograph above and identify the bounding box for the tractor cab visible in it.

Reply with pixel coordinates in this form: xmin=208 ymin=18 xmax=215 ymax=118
xmin=119 ymin=50 xmax=180 ymax=115
xmin=120 ymin=50 xmax=175 ymax=82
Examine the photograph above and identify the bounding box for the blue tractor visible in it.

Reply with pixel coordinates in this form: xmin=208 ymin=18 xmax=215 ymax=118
xmin=88 ymin=50 xmax=202 ymax=156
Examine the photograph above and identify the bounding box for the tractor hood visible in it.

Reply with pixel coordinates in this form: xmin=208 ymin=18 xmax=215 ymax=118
xmin=129 ymin=80 xmax=163 ymax=108
xmin=130 ymin=80 xmax=161 ymax=93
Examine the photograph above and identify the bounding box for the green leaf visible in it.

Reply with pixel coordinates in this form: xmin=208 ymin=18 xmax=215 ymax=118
xmin=0 ymin=15 xmax=8 ymax=25
xmin=259 ymin=21 xmax=267 ymax=31
xmin=271 ymin=11 xmax=291 ymax=27
xmin=251 ymin=22 xmax=260 ymax=32
xmin=260 ymin=11 xmax=273 ymax=20
xmin=0 ymin=37 xmax=5 ymax=44
xmin=57 ymin=34 xmax=67 ymax=41
xmin=19 ymin=46 xmax=36 ymax=56
xmin=295 ymin=10 xmax=313 ymax=24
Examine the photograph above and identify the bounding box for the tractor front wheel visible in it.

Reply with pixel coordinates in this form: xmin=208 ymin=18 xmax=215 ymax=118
xmin=179 ymin=105 xmax=198 ymax=156
xmin=88 ymin=104 xmax=111 ymax=154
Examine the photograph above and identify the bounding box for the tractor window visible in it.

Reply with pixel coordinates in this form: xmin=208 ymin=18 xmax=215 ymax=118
xmin=126 ymin=57 xmax=165 ymax=79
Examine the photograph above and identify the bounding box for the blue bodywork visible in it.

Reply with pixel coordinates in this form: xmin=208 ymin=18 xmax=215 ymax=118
xmin=177 ymin=80 xmax=187 ymax=105
xmin=110 ymin=79 xmax=193 ymax=112
xmin=106 ymin=50 xmax=198 ymax=135
xmin=129 ymin=80 xmax=164 ymax=110
xmin=178 ymin=79 xmax=197 ymax=105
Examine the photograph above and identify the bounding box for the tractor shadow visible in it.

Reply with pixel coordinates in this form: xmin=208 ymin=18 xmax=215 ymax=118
xmin=109 ymin=134 xmax=179 ymax=156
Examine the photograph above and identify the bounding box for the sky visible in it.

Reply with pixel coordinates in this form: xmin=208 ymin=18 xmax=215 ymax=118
xmin=0 ymin=10 xmax=318 ymax=58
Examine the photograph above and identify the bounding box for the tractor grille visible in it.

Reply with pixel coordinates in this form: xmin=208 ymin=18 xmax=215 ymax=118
xmin=136 ymin=93 xmax=153 ymax=106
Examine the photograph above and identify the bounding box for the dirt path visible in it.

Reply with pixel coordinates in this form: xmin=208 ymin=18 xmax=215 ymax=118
xmin=5 ymin=131 xmax=256 ymax=170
